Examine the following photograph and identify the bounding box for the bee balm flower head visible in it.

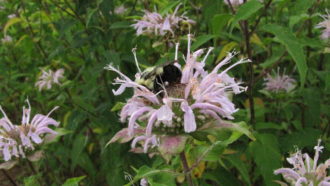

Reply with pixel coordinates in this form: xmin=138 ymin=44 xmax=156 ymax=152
xmin=132 ymin=5 xmax=195 ymax=37
xmin=0 ymin=100 xmax=59 ymax=161
xmin=274 ymin=140 xmax=330 ymax=186
xmin=264 ymin=68 xmax=296 ymax=93
xmin=35 ymin=68 xmax=64 ymax=91
xmin=106 ymin=34 xmax=250 ymax=153
xmin=316 ymin=12 xmax=330 ymax=40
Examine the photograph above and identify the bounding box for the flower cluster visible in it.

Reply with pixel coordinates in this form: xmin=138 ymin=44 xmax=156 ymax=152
xmin=35 ymin=68 xmax=64 ymax=91
xmin=7 ymin=14 xmax=16 ymax=19
xmin=0 ymin=100 xmax=59 ymax=161
xmin=274 ymin=140 xmax=330 ymax=186
xmin=316 ymin=12 xmax=330 ymax=40
xmin=111 ymin=5 xmax=127 ymax=15
xmin=106 ymin=34 xmax=249 ymax=153
xmin=264 ymin=69 xmax=296 ymax=93
xmin=132 ymin=5 xmax=195 ymax=36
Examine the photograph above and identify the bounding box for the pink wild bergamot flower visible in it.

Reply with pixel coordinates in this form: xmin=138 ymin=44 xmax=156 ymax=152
xmin=105 ymin=34 xmax=250 ymax=153
xmin=264 ymin=68 xmax=296 ymax=93
xmin=0 ymin=100 xmax=59 ymax=161
xmin=316 ymin=11 xmax=330 ymax=40
xmin=35 ymin=68 xmax=64 ymax=91
xmin=132 ymin=5 xmax=195 ymax=36
xmin=274 ymin=140 xmax=330 ymax=186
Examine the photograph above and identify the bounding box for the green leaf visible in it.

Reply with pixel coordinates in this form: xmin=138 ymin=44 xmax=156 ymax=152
xmin=86 ymin=8 xmax=98 ymax=27
xmin=302 ymin=88 xmax=321 ymax=127
xmin=62 ymin=176 xmax=86 ymax=186
xmin=211 ymin=14 xmax=232 ymax=35
xmin=191 ymin=35 xmax=216 ymax=51
xmin=226 ymin=154 xmax=251 ymax=186
xmin=24 ymin=175 xmax=40 ymax=186
xmin=232 ymin=0 xmax=263 ymax=26
xmin=160 ymin=1 xmax=180 ymax=15
xmin=110 ymin=21 xmax=132 ymax=29
xmin=249 ymin=133 xmax=281 ymax=186
xmin=291 ymin=0 xmax=314 ymax=15
xmin=326 ymin=73 xmax=330 ymax=92
xmin=217 ymin=41 xmax=238 ymax=61
xmin=279 ymin=128 xmax=321 ymax=152
xmin=289 ymin=14 xmax=309 ymax=29
xmin=260 ymin=47 xmax=285 ymax=68
xmin=255 ymin=122 xmax=284 ymax=130
xmin=203 ymin=167 xmax=241 ymax=185
xmin=71 ymin=134 xmax=87 ymax=170
xmin=111 ymin=102 xmax=125 ymax=112
xmin=4 ymin=17 xmax=22 ymax=35
xmin=124 ymin=166 xmax=178 ymax=186
xmin=262 ymin=24 xmax=308 ymax=86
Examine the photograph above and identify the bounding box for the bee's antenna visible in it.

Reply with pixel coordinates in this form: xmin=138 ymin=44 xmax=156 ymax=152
xmin=132 ymin=47 xmax=142 ymax=73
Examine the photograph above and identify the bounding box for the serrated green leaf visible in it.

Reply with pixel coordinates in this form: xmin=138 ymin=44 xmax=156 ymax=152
xmin=262 ymin=24 xmax=308 ymax=86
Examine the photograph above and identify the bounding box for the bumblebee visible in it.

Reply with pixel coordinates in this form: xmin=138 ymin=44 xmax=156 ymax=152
xmin=135 ymin=61 xmax=182 ymax=94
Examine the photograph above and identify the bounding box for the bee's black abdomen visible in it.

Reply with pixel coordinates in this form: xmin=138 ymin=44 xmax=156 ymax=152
xmin=154 ymin=64 xmax=182 ymax=94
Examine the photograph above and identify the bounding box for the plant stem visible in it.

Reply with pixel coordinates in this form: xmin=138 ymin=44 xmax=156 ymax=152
xmin=27 ymin=160 xmax=43 ymax=186
xmin=2 ymin=170 xmax=18 ymax=186
xmin=27 ymin=159 xmax=37 ymax=174
xmin=179 ymin=152 xmax=194 ymax=186
xmin=242 ymin=20 xmax=255 ymax=124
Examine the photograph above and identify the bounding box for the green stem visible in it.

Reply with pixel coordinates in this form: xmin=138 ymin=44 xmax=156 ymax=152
xmin=27 ymin=160 xmax=43 ymax=186
xmin=180 ymin=152 xmax=194 ymax=186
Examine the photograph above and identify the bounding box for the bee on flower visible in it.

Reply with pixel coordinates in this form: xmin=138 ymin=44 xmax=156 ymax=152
xmin=35 ymin=68 xmax=64 ymax=91
xmin=0 ymin=99 xmax=59 ymax=162
xmin=274 ymin=140 xmax=330 ymax=186
xmin=105 ymin=34 xmax=250 ymax=155
xmin=132 ymin=5 xmax=195 ymax=37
